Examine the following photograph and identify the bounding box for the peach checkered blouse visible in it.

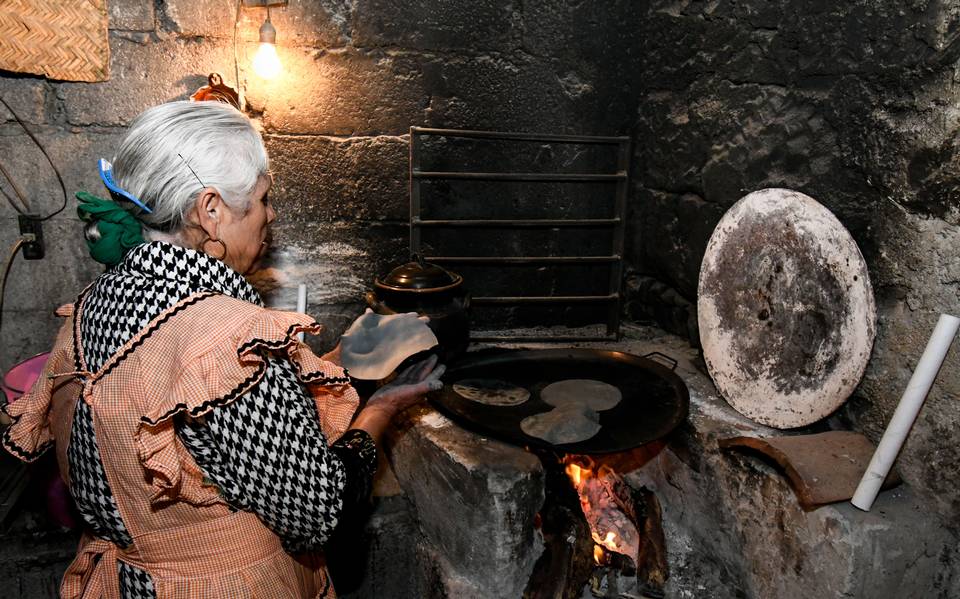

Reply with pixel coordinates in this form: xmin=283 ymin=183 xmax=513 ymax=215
xmin=3 ymin=291 xmax=360 ymax=598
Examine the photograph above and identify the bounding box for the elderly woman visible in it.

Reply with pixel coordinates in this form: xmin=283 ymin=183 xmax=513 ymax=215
xmin=1 ymin=100 xmax=441 ymax=598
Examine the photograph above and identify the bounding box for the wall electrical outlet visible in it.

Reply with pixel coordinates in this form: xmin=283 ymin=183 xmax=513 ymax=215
xmin=18 ymin=214 xmax=44 ymax=260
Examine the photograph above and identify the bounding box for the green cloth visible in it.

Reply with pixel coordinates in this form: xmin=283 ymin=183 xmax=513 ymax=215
xmin=76 ymin=191 xmax=145 ymax=266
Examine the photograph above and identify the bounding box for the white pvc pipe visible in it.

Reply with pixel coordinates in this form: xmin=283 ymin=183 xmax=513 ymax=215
xmin=296 ymin=283 xmax=307 ymax=341
xmin=851 ymin=313 xmax=960 ymax=511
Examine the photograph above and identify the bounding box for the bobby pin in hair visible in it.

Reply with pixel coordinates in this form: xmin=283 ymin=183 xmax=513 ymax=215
xmin=177 ymin=153 xmax=206 ymax=187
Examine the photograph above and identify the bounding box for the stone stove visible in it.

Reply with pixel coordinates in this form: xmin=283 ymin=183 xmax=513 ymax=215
xmin=333 ymin=324 xmax=959 ymax=598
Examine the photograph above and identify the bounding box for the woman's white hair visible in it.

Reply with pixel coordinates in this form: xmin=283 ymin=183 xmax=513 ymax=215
xmin=111 ymin=100 xmax=268 ymax=239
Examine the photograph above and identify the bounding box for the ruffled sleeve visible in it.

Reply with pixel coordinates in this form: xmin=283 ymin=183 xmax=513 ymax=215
xmin=132 ymin=299 xmax=360 ymax=505
xmin=1 ymin=320 xmax=75 ymax=463
xmin=236 ymin=310 xmax=357 ymax=443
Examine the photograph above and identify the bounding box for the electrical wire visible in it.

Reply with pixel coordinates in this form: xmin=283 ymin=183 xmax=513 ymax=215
xmin=0 ymin=177 xmax=26 ymax=215
xmin=0 ymin=96 xmax=68 ymax=221
xmin=0 ymin=238 xmax=26 ymax=336
xmin=0 ymin=160 xmax=29 ymax=214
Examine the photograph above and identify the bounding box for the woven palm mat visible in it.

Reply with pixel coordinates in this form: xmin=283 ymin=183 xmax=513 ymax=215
xmin=0 ymin=0 xmax=109 ymax=82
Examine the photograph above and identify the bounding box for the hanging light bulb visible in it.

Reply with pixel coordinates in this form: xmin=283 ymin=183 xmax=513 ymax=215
xmin=252 ymin=12 xmax=281 ymax=79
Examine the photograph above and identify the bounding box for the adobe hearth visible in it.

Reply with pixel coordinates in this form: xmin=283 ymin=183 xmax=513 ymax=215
xmin=332 ymin=327 xmax=958 ymax=599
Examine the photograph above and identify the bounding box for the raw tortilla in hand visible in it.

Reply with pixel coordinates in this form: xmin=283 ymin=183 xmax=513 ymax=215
xmin=339 ymin=309 xmax=438 ymax=380
xmin=520 ymin=404 xmax=601 ymax=445
xmin=540 ymin=379 xmax=622 ymax=411
xmin=453 ymin=379 xmax=531 ymax=406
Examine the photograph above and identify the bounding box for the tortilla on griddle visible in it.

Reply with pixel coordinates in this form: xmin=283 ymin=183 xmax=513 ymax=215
xmin=540 ymin=379 xmax=622 ymax=411
xmin=453 ymin=379 xmax=531 ymax=406
xmin=520 ymin=404 xmax=601 ymax=445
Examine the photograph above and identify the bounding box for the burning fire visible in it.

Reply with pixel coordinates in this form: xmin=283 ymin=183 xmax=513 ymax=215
xmin=563 ymin=455 xmax=641 ymax=567
xmin=592 ymin=531 xmax=621 ymax=565
xmin=565 ymin=462 xmax=590 ymax=487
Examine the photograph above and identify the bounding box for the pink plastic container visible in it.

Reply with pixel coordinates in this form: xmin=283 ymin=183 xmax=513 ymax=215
xmin=4 ymin=352 xmax=78 ymax=529
xmin=3 ymin=352 xmax=50 ymax=401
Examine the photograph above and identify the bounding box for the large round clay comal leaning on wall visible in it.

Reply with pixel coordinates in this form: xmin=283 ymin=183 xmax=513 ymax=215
xmin=697 ymin=188 xmax=876 ymax=429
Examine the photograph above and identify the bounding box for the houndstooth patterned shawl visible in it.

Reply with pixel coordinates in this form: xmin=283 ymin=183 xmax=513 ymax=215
xmin=69 ymin=242 xmax=375 ymax=598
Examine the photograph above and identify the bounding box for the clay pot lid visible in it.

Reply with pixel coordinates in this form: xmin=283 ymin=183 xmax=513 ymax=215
xmin=376 ymin=255 xmax=463 ymax=293
xmin=697 ymin=188 xmax=876 ymax=429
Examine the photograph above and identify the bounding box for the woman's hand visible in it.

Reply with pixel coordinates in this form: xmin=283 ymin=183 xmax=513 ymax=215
xmin=367 ymin=354 xmax=445 ymax=415
xmin=350 ymin=354 xmax=445 ymax=443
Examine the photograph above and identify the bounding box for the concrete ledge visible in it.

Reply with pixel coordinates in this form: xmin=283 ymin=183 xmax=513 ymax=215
xmin=387 ymin=405 xmax=545 ymax=599
xmin=633 ymin=442 xmax=959 ymax=598
xmin=471 ymin=325 xmax=960 ymax=598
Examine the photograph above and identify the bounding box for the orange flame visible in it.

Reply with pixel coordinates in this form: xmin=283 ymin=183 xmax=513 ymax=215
xmin=592 ymin=532 xmax=619 ymax=566
xmin=565 ymin=463 xmax=593 ymax=487
xmin=564 ymin=458 xmax=594 ymax=488
xmin=565 ymin=455 xmax=635 ymax=566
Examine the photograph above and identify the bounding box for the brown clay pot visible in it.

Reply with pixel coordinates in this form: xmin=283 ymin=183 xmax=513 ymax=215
xmin=366 ymin=256 xmax=470 ymax=362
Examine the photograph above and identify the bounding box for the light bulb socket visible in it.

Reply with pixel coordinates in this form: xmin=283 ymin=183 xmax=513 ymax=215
xmin=258 ymin=18 xmax=276 ymax=44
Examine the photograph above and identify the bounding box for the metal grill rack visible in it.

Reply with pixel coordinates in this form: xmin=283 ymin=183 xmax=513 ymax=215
xmin=409 ymin=126 xmax=630 ymax=342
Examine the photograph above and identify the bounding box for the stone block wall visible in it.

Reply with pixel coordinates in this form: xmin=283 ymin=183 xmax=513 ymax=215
xmin=0 ymin=0 xmax=645 ymax=363
xmin=625 ymin=1 xmax=960 ymax=528
xmin=1 ymin=0 xmax=959 ymax=589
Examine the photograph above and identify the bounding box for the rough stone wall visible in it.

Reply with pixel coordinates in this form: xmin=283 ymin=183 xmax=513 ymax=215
xmin=3 ymin=0 xmax=958 ymax=589
xmin=626 ymin=1 xmax=960 ymax=524
xmin=0 ymin=0 xmax=645 ymax=366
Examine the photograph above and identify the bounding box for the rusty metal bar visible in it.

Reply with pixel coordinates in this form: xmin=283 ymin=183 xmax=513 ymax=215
xmin=472 ymin=294 xmax=618 ymax=304
xmin=425 ymin=255 xmax=619 ymax=264
xmin=409 ymin=126 xmax=421 ymax=258
xmin=409 ymin=127 xmax=628 ymax=343
xmin=411 ymin=126 xmax=627 ymax=145
xmin=471 ymin=335 xmax=617 ymax=342
xmin=412 ymin=171 xmax=623 ymax=182
xmin=412 ymin=218 xmax=620 ymax=228
xmin=608 ymin=138 xmax=631 ymax=339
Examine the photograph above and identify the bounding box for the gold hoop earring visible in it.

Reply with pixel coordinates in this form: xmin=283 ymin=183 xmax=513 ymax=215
xmin=201 ymin=237 xmax=227 ymax=260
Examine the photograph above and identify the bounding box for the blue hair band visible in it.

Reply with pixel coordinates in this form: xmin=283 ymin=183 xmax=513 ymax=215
xmin=98 ymin=159 xmax=153 ymax=214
